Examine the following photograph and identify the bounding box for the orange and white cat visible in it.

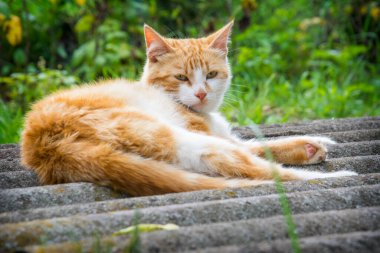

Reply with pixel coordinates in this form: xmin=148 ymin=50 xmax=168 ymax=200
xmin=21 ymin=21 xmax=356 ymax=196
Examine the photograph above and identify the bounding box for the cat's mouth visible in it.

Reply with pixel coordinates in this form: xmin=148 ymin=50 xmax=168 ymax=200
xmin=190 ymin=101 xmax=208 ymax=112
xmin=175 ymin=96 xmax=208 ymax=112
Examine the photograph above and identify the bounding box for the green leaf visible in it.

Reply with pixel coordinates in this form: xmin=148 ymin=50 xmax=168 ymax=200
xmin=74 ymin=14 xmax=94 ymax=33
xmin=13 ymin=49 xmax=26 ymax=65
xmin=0 ymin=1 xmax=10 ymax=17
xmin=94 ymin=55 xmax=106 ymax=66
xmin=113 ymin=223 xmax=179 ymax=236
xmin=57 ymin=45 xmax=68 ymax=59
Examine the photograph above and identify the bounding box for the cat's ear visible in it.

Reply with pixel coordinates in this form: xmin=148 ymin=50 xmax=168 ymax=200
xmin=207 ymin=20 xmax=234 ymax=55
xmin=144 ymin=24 xmax=172 ymax=62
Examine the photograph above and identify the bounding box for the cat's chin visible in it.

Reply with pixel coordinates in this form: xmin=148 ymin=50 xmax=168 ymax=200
xmin=191 ymin=104 xmax=204 ymax=112
xmin=191 ymin=102 xmax=214 ymax=113
xmin=190 ymin=101 xmax=221 ymax=113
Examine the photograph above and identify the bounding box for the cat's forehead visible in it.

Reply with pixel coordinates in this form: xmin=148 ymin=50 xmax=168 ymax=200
xmin=163 ymin=38 xmax=224 ymax=71
xmin=165 ymin=38 xmax=216 ymax=59
xmin=166 ymin=38 xmax=209 ymax=50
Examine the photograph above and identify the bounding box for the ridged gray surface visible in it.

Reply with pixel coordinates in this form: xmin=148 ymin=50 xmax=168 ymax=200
xmin=0 ymin=116 xmax=379 ymax=253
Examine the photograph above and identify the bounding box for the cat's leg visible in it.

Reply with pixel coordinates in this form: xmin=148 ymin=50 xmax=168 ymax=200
xmin=227 ymin=135 xmax=357 ymax=176
xmin=205 ymin=113 xmax=335 ymax=166
xmin=245 ymin=136 xmax=336 ymax=165
xmin=172 ymin=127 xmax=357 ymax=181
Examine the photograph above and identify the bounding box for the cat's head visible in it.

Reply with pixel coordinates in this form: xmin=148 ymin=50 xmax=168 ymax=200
xmin=140 ymin=21 xmax=233 ymax=113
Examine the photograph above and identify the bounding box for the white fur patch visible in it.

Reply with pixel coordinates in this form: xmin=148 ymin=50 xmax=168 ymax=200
xmin=185 ymin=173 xmax=200 ymax=183
xmin=287 ymin=168 xmax=358 ymax=180
xmin=299 ymin=136 xmax=337 ymax=145
xmin=227 ymin=179 xmax=242 ymax=187
xmin=173 ymin=126 xmax=236 ymax=175
xmin=206 ymin=112 xmax=232 ymax=138
xmin=251 ymin=136 xmax=337 ymax=146
xmin=193 ymin=68 xmax=204 ymax=91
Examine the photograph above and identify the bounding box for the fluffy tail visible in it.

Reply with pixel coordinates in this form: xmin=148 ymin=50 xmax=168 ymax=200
xmin=22 ymin=139 xmax=269 ymax=196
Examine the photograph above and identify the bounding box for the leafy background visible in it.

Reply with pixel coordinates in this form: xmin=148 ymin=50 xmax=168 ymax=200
xmin=0 ymin=0 xmax=379 ymax=143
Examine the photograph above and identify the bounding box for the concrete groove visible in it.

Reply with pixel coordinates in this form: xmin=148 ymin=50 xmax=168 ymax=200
xmin=316 ymin=129 xmax=380 ymax=143
xmin=0 ymin=116 xmax=379 ymax=252
xmin=327 ymin=140 xmax=380 ymax=158
xmin=260 ymin=120 xmax=380 ymax=136
xmin=258 ymin=116 xmax=380 ymax=129
xmin=0 ymin=170 xmax=39 ymax=189
xmin=0 ymin=144 xmax=18 ymax=149
xmin=297 ymin=155 xmax=380 ymax=174
xmin=0 ymin=183 xmax=128 ymax=213
xmin=0 ymin=147 xmax=20 ymax=159
xmin=0 ymin=158 xmax=26 ymax=173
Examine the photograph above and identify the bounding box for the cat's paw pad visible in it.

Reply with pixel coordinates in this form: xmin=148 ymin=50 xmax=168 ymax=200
xmin=305 ymin=143 xmax=317 ymax=159
xmin=302 ymin=136 xmax=335 ymax=164
xmin=304 ymin=142 xmax=326 ymax=164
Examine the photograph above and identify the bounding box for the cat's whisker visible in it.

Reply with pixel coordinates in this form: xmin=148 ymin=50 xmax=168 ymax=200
xmin=227 ymin=90 xmax=246 ymax=94
xmin=227 ymin=48 xmax=241 ymax=56
xmin=229 ymin=47 xmax=240 ymax=52
xmin=224 ymin=93 xmax=239 ymax=98
xmin=225 ymin=92 xmax=241 ymax=98
xmin=221 ymin=101 xmax=234 ymax=107
xmin=230 ymin=83 xmax=248 ymax=88
xmin=229 ymin=88 xmax=248 ymax=92
xmin=230 ymin=82 xmax=247 ymax=86
xmin=223 ymin=99 xmax=239 ymax=104
xmin=225 ymin=90 xmax=245 ymax=97
xmin=223 ymin=100 xmax=239 ymax=105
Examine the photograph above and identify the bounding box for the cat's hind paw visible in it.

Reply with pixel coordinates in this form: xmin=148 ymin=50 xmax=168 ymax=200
xmin=300 ymin=136 xmax=336 ymax=165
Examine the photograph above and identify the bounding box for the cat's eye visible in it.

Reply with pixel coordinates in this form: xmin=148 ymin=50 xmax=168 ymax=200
xmin=175 ymin=74 xmax=188 ymax=81
xmin=207 ymin=71 xmax=218 ymax=79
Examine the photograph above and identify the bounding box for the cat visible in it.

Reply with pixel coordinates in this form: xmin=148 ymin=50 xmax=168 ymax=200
xmin=21 ymin=21 xmax=357 ymax=196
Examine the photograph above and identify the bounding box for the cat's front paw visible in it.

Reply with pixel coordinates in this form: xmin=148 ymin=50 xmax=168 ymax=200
xmin=299 ymin=136 xmax=336 ymax=165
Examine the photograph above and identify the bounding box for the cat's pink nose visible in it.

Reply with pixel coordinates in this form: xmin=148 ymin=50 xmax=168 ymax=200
xmin=195 ymin=91 xmax=207 ymax=101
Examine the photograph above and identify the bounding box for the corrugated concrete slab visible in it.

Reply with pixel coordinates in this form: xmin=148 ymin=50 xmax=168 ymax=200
xmin=24 ymin=207 xmax=380 ymax=253
xmin=188 ymin=230 xmax=380 ymax=253
xmin=0 ymin=116 xmax=379 ymax=253
xmin=1 ymin=184 xmax=379 ymax=251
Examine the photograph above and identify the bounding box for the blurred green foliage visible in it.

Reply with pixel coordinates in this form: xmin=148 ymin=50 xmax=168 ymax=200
xmin=0 ymin=0 xmax=379 ymax=143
